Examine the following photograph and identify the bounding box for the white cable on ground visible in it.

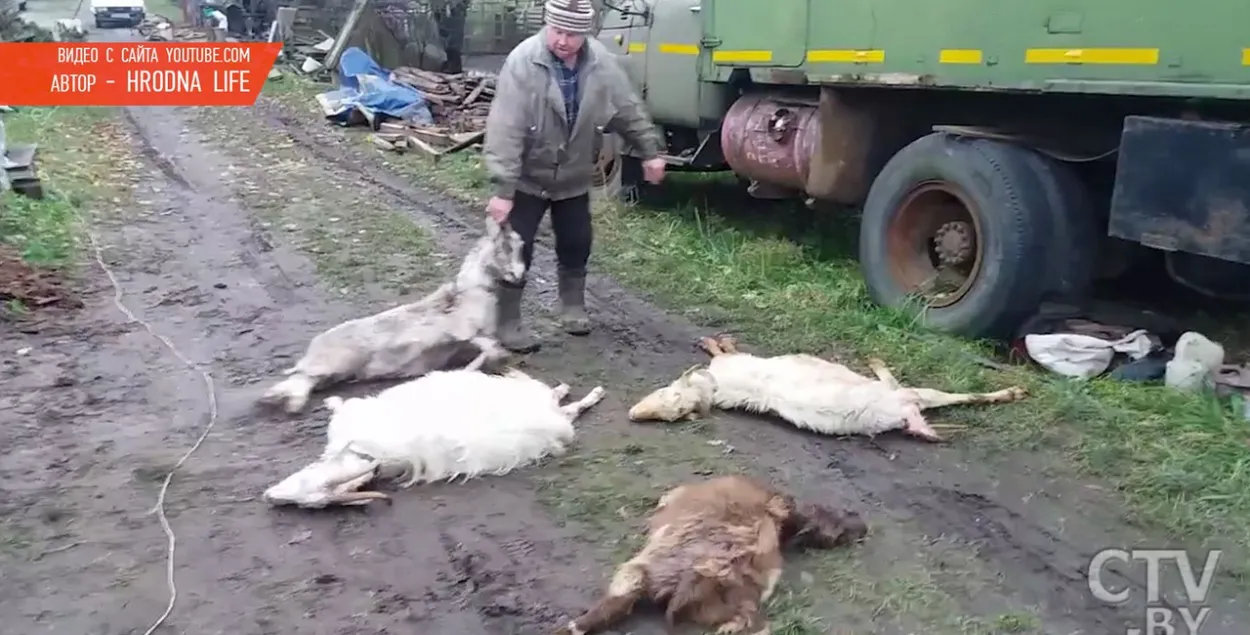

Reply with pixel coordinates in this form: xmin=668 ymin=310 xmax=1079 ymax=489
xmin=83 ymin=223 xmax=220 ymax=635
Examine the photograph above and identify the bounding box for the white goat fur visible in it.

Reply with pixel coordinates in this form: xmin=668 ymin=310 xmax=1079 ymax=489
xmin=264 ymin=368 xmax=606 ymax=508
xmin=262 ymin=219 xmax=526 ymax=413
xmin=628 ymin=335 xmax=1027 ymax=441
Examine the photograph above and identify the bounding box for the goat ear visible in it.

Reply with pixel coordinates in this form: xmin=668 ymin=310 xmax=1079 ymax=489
xmin=677 ymin=364 xmax=704 ymax=382
xmin=484 ymin=216 xmax=501 ymax=238
xmin=765 ymin=493 xmax=796 ymax=520
xmin=324 ymin=396 xmax=345 ymax=411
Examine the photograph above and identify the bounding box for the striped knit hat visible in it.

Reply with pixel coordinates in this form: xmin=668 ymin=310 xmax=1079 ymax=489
xmin=544 ymin=0 xmax=595 ymax=35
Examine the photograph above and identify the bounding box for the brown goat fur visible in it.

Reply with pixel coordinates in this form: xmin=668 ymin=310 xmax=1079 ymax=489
xmin=555 ymin=475 xmax=868 ymax=635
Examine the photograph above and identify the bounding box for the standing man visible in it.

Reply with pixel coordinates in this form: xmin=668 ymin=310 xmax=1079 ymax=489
xmin=483 ymin=0 xmax=667 ymax=353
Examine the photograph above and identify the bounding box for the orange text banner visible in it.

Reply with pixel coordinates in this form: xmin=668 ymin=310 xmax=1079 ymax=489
xmin=0 ymin=42 xmax=283 ymax=107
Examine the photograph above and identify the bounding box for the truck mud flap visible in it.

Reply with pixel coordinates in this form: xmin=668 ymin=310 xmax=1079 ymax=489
xmin=1108 ymin=115 xmax=1250 ymax=265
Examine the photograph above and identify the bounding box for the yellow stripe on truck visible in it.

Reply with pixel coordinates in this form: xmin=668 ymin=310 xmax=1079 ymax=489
xmin=657 ymin=43 xmax=699 ymax=55
xmin=1024 ymin=48 xmax=1159 ymax=65
xmin=806 ymin=49 xmax=885 ymax=64
xmin=1242 ymin=48 xmax=1250 ymax=65
xmin=939 ymin=49 xmax=982 ymax=64
xmin=627 ymin=42 xmax=646 ymax=53
xmin=712 ymin=50 xmax=773 ymax=63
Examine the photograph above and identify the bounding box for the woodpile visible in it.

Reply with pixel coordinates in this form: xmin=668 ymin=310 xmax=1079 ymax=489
xmin=369 ymin=122 xmax=484 ymax=161
xmin=389 ymin=67 xmax=496 ymax=133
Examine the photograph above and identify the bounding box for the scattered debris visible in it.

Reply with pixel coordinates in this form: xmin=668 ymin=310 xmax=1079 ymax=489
xmin=1014 ymin=302 xmax=1248 ymax=403
xmin=3 ymin=139 xmax=41 ymax=198
xmin=314 ymin=47 xmax=496 ymax=159
xmin=137 ymin=14 xmax=207 ymax=41
xmin=316 ymin=47 xmax=434 ymax=129
xmin=1165 ymin=331 xmax=1225 ymax=392
xmin=369 ymin=125 xmax=483 ymax=160
xmin=0 ymin=246 xmax=72 ymax=309
xmin=301 ymin=53 xmax=327 ymax=74
xmin=276 ymin=1 xmax=494 ymax=158
xmin=1024 ymin=330 xmax=1155 ymax=380
xmin=0 ymin=0 xmax=53 ymax=41
xmin=268 ymin=6 xmax=296 ymax=43
xmin=274 ymin=0 xmax=449 ymax=83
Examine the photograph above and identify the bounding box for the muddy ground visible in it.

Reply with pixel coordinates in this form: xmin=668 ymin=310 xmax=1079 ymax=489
xmin=1 ymin=36 xmax=1247 ymax=635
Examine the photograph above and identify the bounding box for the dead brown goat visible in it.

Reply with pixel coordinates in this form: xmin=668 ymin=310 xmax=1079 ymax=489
xmin=555 ymin=475 xmax=867 ymax=635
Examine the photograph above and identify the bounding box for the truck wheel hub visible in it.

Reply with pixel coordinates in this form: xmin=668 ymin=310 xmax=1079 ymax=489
xmin=933 ymin=221 xmax=974 ymax=266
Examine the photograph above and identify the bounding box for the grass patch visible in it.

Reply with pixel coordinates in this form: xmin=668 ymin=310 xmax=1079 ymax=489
xmin=252 ymin=77 xmax=443 ymax=293
xmin=0 ymin=189 xmax=78 ymax=267
xmin=377 ymin=148 xmax=1250 ymax=567
xmin=261 ymin=73 xmax=332 ymax=115
xmin=1 ymin=107 xmax=128 ymax=311
xmin=188 ymin=103 xmax=437 ymax=297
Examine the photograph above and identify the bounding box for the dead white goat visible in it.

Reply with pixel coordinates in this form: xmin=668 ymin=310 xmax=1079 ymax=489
xmin=628 ymin=334 xmax=1028 ymax=441
xmin=263 ymin=368 xmax=606 ymax=508
xmin=261 ymin=218 xmax=525 ymax=413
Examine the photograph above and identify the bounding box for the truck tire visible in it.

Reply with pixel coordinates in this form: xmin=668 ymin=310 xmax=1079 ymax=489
xmin=1018 ymin=150 xmax=1098 ymax=303
xmin=591 ymin=133 xmax=623 ymax=203
xmin=858 ymin=132 xmax=1056 ymax=338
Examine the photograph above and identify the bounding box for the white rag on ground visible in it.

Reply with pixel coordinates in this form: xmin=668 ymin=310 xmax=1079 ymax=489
xmin=1024 ymin=329 xmax=1155 ymax=379
xmin=1164 ymin=331 xmax=1225 ymax=392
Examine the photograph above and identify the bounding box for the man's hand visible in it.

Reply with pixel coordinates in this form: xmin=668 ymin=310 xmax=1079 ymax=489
xmin=642 ymin=158 xmax=666 ymax=184
xmin=486 ymin=196 xmax=513 ymax=223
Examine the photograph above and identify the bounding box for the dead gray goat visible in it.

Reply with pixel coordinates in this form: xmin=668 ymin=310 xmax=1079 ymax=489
xmin=261 ymin=218 xmax=526 ymax=413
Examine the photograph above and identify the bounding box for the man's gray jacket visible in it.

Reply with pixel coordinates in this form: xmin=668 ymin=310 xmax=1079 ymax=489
xmin=483 ymin=29 xmax=663 ymax=201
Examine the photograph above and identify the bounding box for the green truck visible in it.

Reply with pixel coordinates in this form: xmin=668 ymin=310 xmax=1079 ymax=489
xmin=591 ymin=0 xmax=1250 ymax=338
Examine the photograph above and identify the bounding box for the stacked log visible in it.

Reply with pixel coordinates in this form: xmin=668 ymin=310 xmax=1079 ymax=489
xmin=389 ymin=67 xmax=495 ymax=133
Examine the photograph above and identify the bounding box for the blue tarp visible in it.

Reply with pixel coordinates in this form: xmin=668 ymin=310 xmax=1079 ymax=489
xmin=316 ymin=47 xmax=433 ymax=127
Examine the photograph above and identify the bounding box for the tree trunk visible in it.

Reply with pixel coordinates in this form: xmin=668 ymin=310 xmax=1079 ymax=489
xmin=436 ymin=1 xmax=469 ymax=74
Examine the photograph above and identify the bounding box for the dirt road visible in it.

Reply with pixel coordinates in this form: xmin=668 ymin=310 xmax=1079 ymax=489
xmin=0 ymin=30 xmax=1246 ymax=635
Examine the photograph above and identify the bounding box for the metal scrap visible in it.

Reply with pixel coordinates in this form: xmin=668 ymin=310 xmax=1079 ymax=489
xmin=0 ymin=109 xmax=41 ymax=198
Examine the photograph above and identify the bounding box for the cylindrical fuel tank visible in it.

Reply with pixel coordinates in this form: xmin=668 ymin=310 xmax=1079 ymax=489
xmin=720 ymin=93 xmax=820 ymax=192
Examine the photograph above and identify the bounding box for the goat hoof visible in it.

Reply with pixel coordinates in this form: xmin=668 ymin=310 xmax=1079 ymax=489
xmin=552 ymin=619 xmax=580 ymax=635
xmin=909 ymin=429 xmax=943 ymax=442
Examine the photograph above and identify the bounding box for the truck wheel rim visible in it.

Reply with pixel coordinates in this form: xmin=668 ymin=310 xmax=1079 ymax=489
xmin=885 ymin=181 xmax=984 ymax=309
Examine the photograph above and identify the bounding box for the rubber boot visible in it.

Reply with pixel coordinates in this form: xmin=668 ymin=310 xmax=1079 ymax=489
xmin=558 ymin=270 xmax=591 ymax=336
xmin=496 ymin=283 xmax=540 ymax=353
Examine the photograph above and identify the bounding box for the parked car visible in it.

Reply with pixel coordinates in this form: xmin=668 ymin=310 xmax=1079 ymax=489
xmin=90 ymin=0 xmax=146 ymax=28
